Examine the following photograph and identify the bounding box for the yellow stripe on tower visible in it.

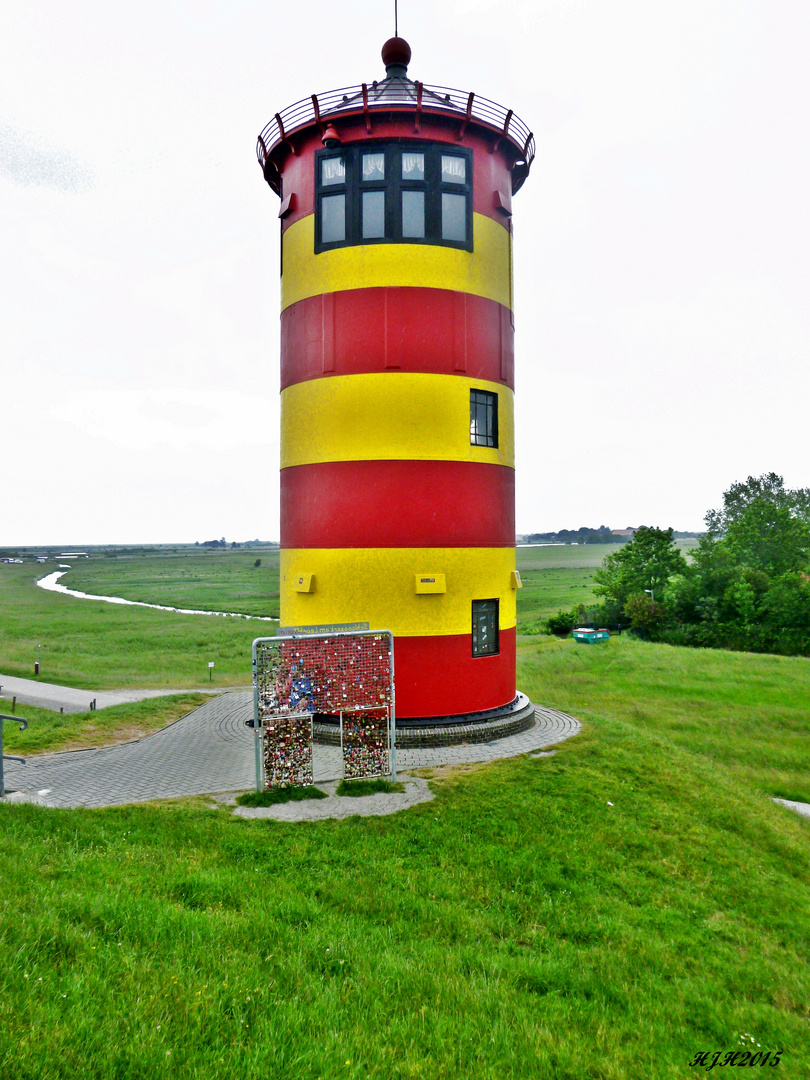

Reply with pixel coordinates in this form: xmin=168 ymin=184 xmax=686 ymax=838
xmin=280 ymin=547 xmax=517 ymax=637
xmin=281 ymin=373 xmax=514 ymax=469
xmin=281 ymin=213 xmax=512 ymax=311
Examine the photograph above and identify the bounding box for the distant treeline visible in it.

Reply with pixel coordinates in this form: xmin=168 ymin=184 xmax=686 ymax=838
xmin=522 ymin=527 xmax=702 ymax=545
xmin=523 ymin=526 xmax=627 ymax=545
xmin=522 ymin=526 xmax=634 ymax=545
xmin=197 ymin=539 xmax=279 ymax=549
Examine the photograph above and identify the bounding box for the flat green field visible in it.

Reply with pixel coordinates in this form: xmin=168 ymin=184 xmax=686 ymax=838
xmin=62 ymin=542 xmax=634 ymax=630
xmin=0 ymin=558 xmax=272 ymax=690
xmin=61 ymin=548 xmax=281 ymax=618
xmin=0 ymin=544 xmax=697 ymax=692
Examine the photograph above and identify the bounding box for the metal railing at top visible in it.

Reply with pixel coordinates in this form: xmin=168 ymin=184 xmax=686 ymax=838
xmin=257 ymin=81 xmax=534 ymax=173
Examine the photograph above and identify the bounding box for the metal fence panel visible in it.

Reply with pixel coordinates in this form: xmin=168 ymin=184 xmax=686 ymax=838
xmin=252 ymin=630 xmax=395 ymax=789
xmin=341 ymin=706 xmax=390 ymax=780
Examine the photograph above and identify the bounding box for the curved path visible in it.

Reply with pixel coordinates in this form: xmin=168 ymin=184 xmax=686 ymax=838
xmin=3 ymin=694 xmax=581 ymax=810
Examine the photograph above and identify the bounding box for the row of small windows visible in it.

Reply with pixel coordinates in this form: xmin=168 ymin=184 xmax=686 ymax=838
xmin=315 ymin=143 xmax=473 ymax=253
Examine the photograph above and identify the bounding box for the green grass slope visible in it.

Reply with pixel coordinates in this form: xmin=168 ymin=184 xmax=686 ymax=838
xmin=0 ymin=637 xmax=807 ymax=1079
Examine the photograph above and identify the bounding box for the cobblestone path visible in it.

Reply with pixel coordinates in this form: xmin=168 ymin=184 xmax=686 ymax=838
xmin=3 ymin=694 xmax=581 ymax=809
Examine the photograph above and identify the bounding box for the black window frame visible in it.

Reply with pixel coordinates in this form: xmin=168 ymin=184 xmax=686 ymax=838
xmin=472 ymin=599 xmax=500 ymax=657
xmin=470 ymin=389 xmax=498 ymax=448
xmin=315 ymin=141 xmax=473 ymax=254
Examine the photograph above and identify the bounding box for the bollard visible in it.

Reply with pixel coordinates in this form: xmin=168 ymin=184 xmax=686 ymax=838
xmin=34 ymin=662 xmax=39 ymax=676
xmin=11 ymin=697 xmax=16 ymax=714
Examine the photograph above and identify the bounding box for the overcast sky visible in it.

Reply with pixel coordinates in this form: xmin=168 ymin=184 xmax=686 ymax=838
xmin=2 ymin=0 xmax=807 ymax=544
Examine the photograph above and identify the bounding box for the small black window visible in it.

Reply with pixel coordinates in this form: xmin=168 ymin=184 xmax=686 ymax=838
xmin=472 ymin=600 xmax=499 ymax=657
xmin=470 ymin=389 xmax=498 ymax=448
xmin=315 ymin=142 xmax=472 ymax=253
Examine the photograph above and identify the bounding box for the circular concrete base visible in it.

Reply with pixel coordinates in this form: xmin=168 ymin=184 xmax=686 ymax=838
xmin=313 ymin=692 xmax=535 ymax=749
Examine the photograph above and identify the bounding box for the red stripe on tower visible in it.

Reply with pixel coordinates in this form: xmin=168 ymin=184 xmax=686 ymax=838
xmin=281 ymin=461 xmax=515 ymax=549
xmin=281 ymin=288 xmax=514 ymax=390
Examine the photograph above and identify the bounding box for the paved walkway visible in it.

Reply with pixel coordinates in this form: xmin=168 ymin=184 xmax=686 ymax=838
xmin=0 ymin=673 xmax=217 ymax=714
xmin=2 ymin=692 xmax=581 ymax=810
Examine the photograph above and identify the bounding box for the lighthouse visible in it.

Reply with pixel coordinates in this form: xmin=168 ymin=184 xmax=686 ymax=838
xmin=257 ymin=37 xmax=534 ymax=735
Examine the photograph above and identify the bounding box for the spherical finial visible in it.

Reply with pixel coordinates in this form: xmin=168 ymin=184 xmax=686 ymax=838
xmin=381 ymin=36 xmax=411 ymax=74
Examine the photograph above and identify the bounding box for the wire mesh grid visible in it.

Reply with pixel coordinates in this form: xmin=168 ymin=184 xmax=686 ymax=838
xmin=252 ymin=632 xmax=395 ymax=788
xmin=262 ymin=711 xmax=314 ymax=788
xmin=341 ymin=706 xmax=390 ymax=779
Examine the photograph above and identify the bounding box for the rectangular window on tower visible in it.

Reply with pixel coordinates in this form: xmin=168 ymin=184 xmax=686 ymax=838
xmin=314 ymin=143 xmax=472 ymax=253
xmin=472 ymin=599 xmax=499 ymax=657
xmin=470 ymin=389 xmax=498 ymax=448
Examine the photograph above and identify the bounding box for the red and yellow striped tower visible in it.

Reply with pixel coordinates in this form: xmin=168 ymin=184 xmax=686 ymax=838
xmin=257 ymin=38 xmax=534 ymax=730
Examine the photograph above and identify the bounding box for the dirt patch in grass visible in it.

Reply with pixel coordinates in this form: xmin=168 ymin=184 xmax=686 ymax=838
xmin=335 ymin=778 xmax=405 ymax=797
xmin=235 ymin=786 xmax=328 ymax=807
xmin=411 ymin=762 xmax=491 ymax=782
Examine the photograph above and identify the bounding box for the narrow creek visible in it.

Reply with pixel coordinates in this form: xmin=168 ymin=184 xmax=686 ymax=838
xmin=36 ymin=570 xmax=279 ymax=623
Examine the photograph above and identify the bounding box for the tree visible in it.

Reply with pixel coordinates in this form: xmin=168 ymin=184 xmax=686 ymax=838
xmin=664 ymin=474 xmax=810 ymax=656
xmin=623 ymin=592 xmax=666 ymax=635
xmin=704 ymin=472 xmax=810 ymax=535
xmin=593 ymin=527 xmax=687 ymax=610
xmin=723 ymin=499 xmax=810 ymax=577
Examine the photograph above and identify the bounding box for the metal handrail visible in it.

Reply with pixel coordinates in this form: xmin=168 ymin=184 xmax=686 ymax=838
xmin=0 ymin=714 xmax=27 ymax=798
xmin=257 ymin=80 xmax=534 ymax=172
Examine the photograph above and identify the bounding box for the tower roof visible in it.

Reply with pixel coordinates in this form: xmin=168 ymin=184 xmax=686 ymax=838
xmin=257 ymin=38 xmax=534 ymax=196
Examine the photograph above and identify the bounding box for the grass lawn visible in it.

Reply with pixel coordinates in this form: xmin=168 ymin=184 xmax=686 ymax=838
xmin=1 ymin=694 xmax=213 ymax=756
xmin=1 ymin=635 xmax=808 ymax=1078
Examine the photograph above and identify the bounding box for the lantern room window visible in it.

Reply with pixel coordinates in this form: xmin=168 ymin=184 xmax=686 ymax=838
xmin=315 ymin=143 xmax=473 ymax=253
